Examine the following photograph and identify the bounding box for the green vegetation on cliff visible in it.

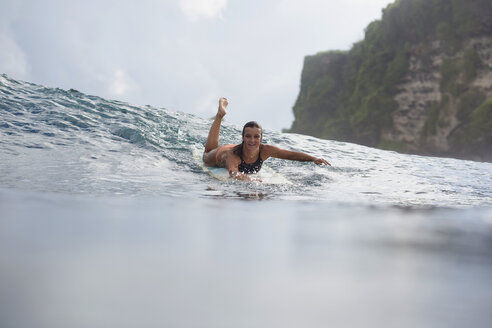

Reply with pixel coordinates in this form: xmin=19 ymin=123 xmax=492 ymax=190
xmin=447 ymin=97 xmax=492 ymax=159
xmin=288 ymin=0 xmax=492 ymax=160
xmin=453 ymin=97 xmax=492 ymax=143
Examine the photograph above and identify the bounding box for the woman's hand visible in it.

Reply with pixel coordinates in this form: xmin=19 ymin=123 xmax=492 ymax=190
xmin=314 ymin=158 xmax=331 ymax=166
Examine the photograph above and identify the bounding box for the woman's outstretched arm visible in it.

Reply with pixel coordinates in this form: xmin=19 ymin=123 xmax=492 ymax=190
xmin=262 ymin=144 xmax=331 ymax=166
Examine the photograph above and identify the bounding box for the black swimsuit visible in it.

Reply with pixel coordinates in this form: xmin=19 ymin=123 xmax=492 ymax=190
xmin=238 ymin=152 xmax=263 ymax=174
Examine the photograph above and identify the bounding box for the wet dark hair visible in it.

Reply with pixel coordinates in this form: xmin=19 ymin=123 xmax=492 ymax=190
xmin=233 ymin=121 xmax=262 ymax=158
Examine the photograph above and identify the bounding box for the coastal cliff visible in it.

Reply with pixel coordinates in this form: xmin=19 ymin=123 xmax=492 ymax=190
xmin=288 ymin=0 xmax=492 ymax=161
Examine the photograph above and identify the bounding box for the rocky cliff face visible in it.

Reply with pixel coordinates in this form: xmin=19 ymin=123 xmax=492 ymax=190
xmin=383 ymin=36 xmax=492 ymax=158
xmin=288 ymin=0 xmax=492 ymax=162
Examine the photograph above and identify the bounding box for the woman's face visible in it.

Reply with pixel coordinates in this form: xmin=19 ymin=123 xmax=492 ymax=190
xmin=242 ymin=127 xmax=262 ymax=150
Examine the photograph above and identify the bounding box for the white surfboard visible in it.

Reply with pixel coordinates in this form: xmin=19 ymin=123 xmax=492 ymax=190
xmin=191 ymin=146 xmax=292 ymax=185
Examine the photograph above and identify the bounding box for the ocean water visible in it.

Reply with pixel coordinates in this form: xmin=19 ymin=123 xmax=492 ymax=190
xmin=1 ymin=74 xmax=492 ymax=327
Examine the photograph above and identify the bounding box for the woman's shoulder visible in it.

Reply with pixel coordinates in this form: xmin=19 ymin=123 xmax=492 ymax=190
xmin=260 ymin=144 xmax=279 ymax=153
xmin=259 ymin=144 xmax=281 ymax=160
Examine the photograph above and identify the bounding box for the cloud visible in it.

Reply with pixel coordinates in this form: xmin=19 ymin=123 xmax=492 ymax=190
xmin=0 ymin=27 xmax=29 ymax=79
xmin=179 ymin=0 xmax=227 ymax=22
xmin=108 ymin=69 xmax=135 ymax=97
xmin=0 ymin=0 xmax=395 ymax=131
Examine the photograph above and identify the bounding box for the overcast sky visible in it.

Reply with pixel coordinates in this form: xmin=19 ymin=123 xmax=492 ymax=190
xmin=1 ymin=0 xmax=394 ymax=131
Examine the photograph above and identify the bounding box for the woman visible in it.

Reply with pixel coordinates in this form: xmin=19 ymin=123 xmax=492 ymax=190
xmin=202 ymin=97 xmax=330 ymax=181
